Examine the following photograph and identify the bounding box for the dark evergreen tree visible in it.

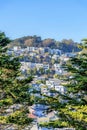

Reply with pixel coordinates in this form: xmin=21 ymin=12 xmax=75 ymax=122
xmin=40 ymin=39 xmax=87 ymax=129
xmin=0 ymin=32 xmax=33 ymax=129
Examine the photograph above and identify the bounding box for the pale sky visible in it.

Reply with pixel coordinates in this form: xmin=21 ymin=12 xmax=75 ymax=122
xmin=0 ymin=0 xmax=87 ymax=42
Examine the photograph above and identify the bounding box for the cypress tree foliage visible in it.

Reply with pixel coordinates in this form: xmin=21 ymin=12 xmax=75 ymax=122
xmin=59 ymin=39 xmax=87 ymax=129
xmin=65 ymin=39 xmax=87 ymax=99
xmin=0 ymin=32 xmax=33 ymax=129
xmin=40 ymin=39 xmax=87 ymax=129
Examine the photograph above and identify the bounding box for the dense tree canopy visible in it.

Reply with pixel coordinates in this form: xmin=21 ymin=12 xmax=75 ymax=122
xmin=0 ymin=32 xmax=33 ymax=129
xmin=9 ymin=35 xmax=80 ymax=52
xmin=40 ymin=39 xmax=87 ymax=129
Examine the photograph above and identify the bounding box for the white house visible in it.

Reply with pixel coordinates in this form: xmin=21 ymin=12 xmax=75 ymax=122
xmin=13 ymin=46 xmax=21 ymax=51
xmin=36 ymin=63 xmax=43 ymax=69
xmin=50 ymin=49 xmax=61 ymax=55
xmin=53 ymin=49 xmax=61 ymax=55
xmin=52 ymin=55 xmax=59 ymax=60
xmin=54 ymin=85 xmax=66 ymax=94
xmin=43 ymin=64 xmax=49 ymax=70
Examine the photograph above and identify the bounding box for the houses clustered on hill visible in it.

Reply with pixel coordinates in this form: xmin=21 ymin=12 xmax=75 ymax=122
xmin=7 ymin=46 xmax=76 ymax=99
xmin=7 ymin=46 xmax=75 ymax=76
xmin=7 ymin=46 xmax=76 ymax=130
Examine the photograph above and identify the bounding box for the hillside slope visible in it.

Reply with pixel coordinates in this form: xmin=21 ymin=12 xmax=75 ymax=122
xmin=9 ymin=35 xmax=80 ymax=52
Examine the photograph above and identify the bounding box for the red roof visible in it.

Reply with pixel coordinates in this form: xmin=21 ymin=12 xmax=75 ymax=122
xmin=28 ymin=113 xmax=37 ymax=119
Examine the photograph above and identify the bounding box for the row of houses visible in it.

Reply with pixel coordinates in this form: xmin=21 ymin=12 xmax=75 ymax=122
xmin=30 ymin=78 xmax=67 ymax=96
xmin=20 ymin=62 xmax=49 ymax=71
xmin=20 ymin=62 xmax=64 ymax=75
xmin=45 ymin=78 xmax=67 ymax=95
xmin=12 ymin=46 xmax=62 ymax=55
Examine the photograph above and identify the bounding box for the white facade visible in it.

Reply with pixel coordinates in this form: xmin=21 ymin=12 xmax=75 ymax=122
xmin=50 ymin=49 xmax=61 ymax=55
xmin=36 ymin=63 xmax=43 ymax=69
xmin=13 ymin=46 xmax=18 ymax=51
xmin=54 ymin=85 xmax=66 ymax=94
xmin=52 ymin=55 xmax=59 ymax=60
xmin=43 ymin=64 xmax=49 ymax=70
xmin=54 ymin=64 xmax=60 ymax=69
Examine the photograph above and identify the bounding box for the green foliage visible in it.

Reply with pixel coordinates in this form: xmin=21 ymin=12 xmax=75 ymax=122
xmin=40 ymin=120 xmax=69 ymax=128
xmin=6 ymin=110 xmax=33 ymax=125
xmin=0 ymin=32 xmax=11 ymax=47
xmin=0 ymin=32 xmax=34 ymax=127
xmin=41 ymin=39 xmax=87 ymax=129
xmin=9 ymin=36 xmax=80 ymax=52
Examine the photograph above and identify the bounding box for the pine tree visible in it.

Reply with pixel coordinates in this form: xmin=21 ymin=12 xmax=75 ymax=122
xmin=0 ymin=32 xmax=33 ymax=129
xmin=58 ymin=39 xmax=87 ymax=129
xmin=40 ymin=39 xmax=87 ymax=129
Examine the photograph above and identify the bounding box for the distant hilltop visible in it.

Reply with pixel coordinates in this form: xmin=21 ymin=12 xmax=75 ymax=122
xmin=9 ymin=35 xmax=80 ymax=53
